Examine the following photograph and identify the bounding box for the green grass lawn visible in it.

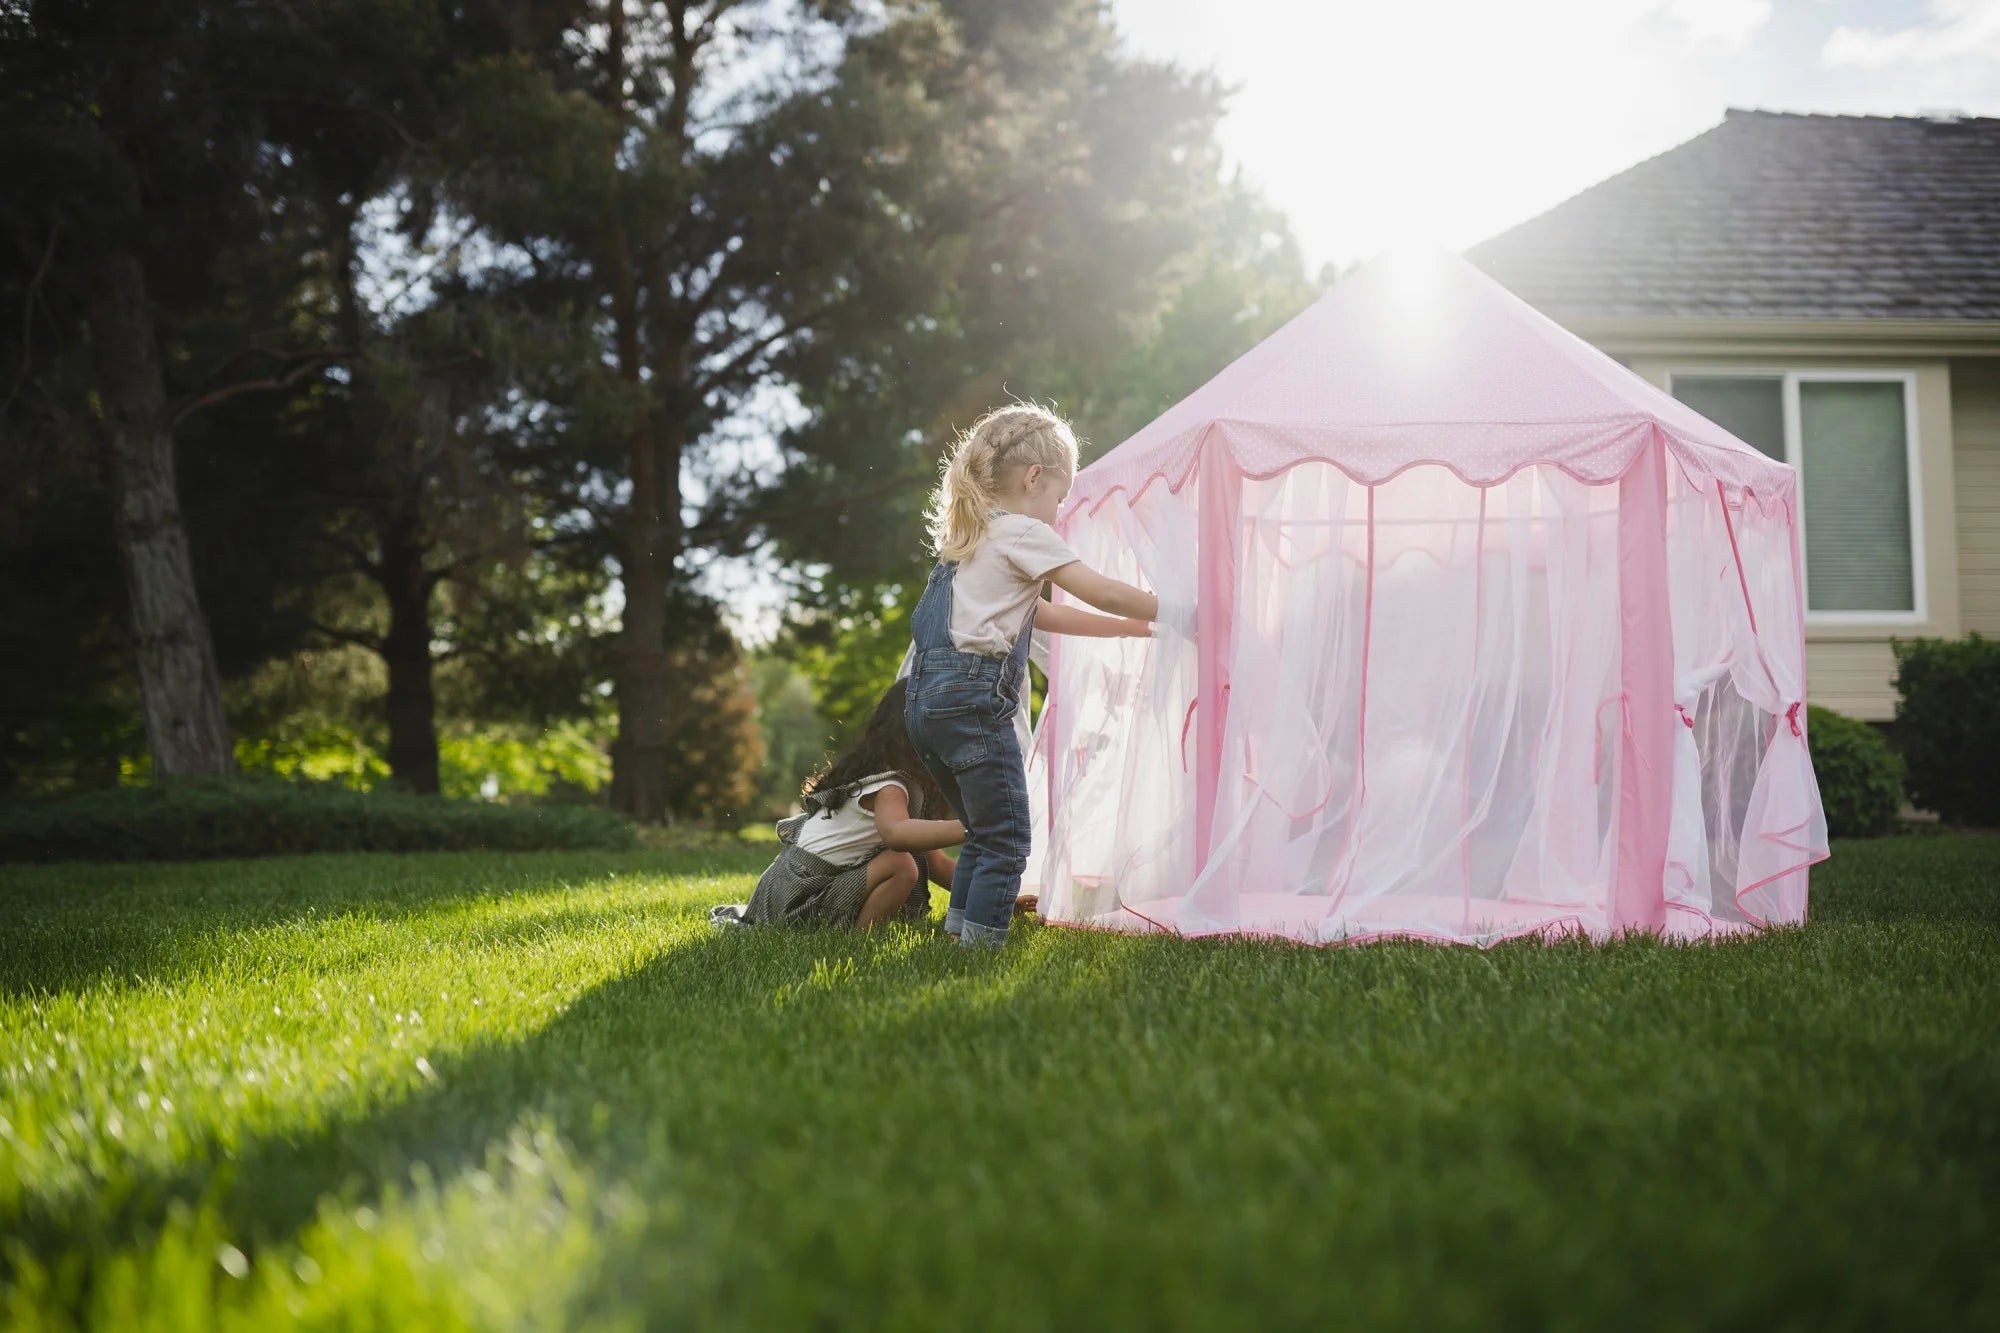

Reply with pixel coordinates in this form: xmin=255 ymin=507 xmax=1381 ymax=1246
xmin=2 ymin=837 xmax=1995 ymax=1331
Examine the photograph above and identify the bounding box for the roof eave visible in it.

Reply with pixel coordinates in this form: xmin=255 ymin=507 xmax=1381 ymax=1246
xmin=1548 ymin=314 xmax=2000 ymax=358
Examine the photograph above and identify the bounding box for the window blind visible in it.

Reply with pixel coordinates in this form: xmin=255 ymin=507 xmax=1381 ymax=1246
xmin=1671 ymin=375 xmax=1785 ymax=461
xmin=1671 ymin=374 xmax=1916 ymax=616
xmin=1798 ymin=380 xmax=1914 ymax=614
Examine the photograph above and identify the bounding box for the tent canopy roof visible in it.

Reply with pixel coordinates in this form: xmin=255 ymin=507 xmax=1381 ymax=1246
xmin=1066 ymin=250 xmax=1795 ymax=515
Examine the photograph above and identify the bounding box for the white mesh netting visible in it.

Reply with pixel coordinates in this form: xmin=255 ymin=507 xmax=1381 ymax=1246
xmin=1022 ymin=253 xmax=1825 ymax=946
xmin=1026 ymin=446 xmax=1824 ymax=945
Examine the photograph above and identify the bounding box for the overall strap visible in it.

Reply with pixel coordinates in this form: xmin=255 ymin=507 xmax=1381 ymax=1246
xmin=1004 ymin=594 xmax=1039 ymax=676
xmin=907 ymin=559 xmax=957 ymax=656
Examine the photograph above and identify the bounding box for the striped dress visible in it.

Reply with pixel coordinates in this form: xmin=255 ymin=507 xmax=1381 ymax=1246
xmin=736 ymin=779 xmax=934 ymax=928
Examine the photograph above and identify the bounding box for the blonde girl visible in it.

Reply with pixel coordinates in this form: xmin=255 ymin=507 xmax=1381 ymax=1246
xmin=904 ymin=403 xmax=1192 ymax=947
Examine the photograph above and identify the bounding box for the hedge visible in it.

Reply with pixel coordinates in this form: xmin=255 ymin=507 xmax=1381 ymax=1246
xmin=0 ymin=778 xmax=638 ymax=863
xmin=1805 ymin=706 xmax=1902 ymax=840
xmin=1892 ymin=634 xmax=2000 ymax=829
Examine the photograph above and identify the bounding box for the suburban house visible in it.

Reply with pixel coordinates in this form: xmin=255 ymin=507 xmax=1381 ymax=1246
xmin=1471 ymin=109 xmax=2000 ymax=721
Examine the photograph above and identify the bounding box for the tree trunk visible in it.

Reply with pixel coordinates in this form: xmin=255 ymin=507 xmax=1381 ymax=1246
xmin=379 ymin=512 xmax=442 ymax=795
xmin=327 ymin=198 xmax=444 ymax=796
xmin=86 ymin=250 xmax=235 ymax=779
xmin=610 ymin=408 xmax=682 ymax=821
xmin=605 ymin=0 xmax=680 ymax=822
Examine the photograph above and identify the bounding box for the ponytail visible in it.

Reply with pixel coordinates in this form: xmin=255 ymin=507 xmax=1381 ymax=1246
xmin=932 ymin=443 xmax=999 ymax=563
xmin=925 ymin=403 xmax=1081 ymax=562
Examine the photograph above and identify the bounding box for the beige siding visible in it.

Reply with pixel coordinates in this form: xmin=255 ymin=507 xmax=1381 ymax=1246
xmin=1955 ymin=359 xmax=2000 ymax=634
xmin=1807 ymin=641 xmax=1900 ymax=721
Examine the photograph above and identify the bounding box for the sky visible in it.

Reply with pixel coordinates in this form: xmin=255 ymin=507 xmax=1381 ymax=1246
xmin=1107 ymin=0 xmax=2000 ymax=269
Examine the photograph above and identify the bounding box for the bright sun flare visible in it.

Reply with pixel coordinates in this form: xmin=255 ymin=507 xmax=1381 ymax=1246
xmin=1108 ymin=0 xmax=1961 ymax=267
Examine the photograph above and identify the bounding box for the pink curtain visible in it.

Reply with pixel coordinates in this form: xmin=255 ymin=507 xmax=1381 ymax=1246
xmin=1026 ymin=417 xmax=1823 ymax=947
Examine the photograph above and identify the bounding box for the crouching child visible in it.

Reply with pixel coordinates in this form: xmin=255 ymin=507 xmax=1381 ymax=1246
xmin=713 ymin=677 xmax=964 ymax=930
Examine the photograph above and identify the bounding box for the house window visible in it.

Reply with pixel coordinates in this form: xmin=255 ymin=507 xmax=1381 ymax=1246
xmin=1670 ymin=372 xmax=1920 ymax=620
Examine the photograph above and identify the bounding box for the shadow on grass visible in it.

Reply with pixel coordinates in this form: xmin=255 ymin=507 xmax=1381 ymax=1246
xmin=2 ymin=916 xmax=1138 ymax=1312
xmin=10 ymin=832 xmax=1993 ymax=1001
xmin=0 ymin=847 xmax=772 ymax=999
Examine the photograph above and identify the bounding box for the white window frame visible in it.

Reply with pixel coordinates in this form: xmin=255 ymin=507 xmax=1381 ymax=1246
xmin=1666 ymin=368 xmax=1926 ymax=630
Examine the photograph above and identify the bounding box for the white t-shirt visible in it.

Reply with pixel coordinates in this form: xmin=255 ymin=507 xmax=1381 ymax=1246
xmin=794 ymin=774 xmax=908 ymax=868
xmin=950 ymin=511 xmax=1080 ymax=656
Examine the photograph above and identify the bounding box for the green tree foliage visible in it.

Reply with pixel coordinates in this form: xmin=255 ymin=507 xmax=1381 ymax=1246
xmin=427 ymin=0 xmax=987 ymax=817
xmin=658 ymin=595 xmax=764 ymax=824
xmin=435 ymin=0 xmax=1313 ymax=816
xmin=227 ymin=639 xmax=616 ymax=805
xmin=0 ymin=480 xmax=137 ymax=795
xmin=750 ymin=656 xmax=832 ymax=819
xmin=782 ymin=175 xmax=1320 ymax=744
xmin=0 ymin=0 xmax=1314 ymax=819
xmin=0 ymin=0 xmax=338 ymax=780
xmin=244 ymin=1 xmax=597 ymax=795
xmin=784 ymin=584 xmax=916 ymax=745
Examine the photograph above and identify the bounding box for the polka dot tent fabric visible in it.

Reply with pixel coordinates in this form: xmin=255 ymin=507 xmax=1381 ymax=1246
xmin=1025 ymin=251 xmax=1826 ymax=946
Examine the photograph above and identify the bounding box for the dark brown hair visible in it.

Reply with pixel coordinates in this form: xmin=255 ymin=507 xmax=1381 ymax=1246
xmin=801 ymin=677 xmax=945 ymax=818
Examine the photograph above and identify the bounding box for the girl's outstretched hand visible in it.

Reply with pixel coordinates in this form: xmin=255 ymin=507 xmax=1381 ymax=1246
xmin=1155 ymin=598 xmax=1198 ymax=644
xmin=1039 ymin=599 xmax=1150 ymax=639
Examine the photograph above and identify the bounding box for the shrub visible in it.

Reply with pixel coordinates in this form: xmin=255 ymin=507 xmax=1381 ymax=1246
xmin=1806 ymin=706 xmax=1903 ymax=839
xmin=0 ymin=777 xmax=638 ymax=864
xmin=438 ymin=721 xmax=612 ymax=802
xmin=1892 ymin=634 xmax=2000 ymax=828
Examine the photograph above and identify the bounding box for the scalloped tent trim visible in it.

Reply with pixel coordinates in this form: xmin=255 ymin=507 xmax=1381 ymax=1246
xmin=1063 ymin=250 xmax=1797 ymax=518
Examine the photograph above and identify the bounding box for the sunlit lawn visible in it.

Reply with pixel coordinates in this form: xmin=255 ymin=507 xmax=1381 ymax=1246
xmin=2 ymin=836 xmax=1995 ymax=1330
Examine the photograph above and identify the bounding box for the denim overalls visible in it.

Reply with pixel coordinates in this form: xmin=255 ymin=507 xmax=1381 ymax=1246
xmin=904 ymin=559 xmax=1037 ymax=948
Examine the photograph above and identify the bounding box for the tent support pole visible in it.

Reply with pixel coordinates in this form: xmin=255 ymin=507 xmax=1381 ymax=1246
xmin=1613 ymin=430 xmax=1675 ymax=934
xmin=1193 ymin=430 xmax=1240 ymax=875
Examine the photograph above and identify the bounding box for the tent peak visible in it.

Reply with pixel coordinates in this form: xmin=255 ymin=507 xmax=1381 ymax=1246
xmin=1066 ymin=248 xmax=1796 ymax=514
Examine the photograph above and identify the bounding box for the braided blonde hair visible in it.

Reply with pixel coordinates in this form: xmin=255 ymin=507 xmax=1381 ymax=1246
xmin=925 ymin=404 xmax=1080 ymax=562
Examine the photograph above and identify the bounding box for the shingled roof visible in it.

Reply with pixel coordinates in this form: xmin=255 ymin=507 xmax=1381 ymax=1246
xmin=1468 ymin=109 xmax=2000 ymax=322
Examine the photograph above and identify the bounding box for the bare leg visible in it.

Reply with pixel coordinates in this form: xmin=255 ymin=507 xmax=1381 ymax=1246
xmin=856 ymin=850 xmax=921 ymax=929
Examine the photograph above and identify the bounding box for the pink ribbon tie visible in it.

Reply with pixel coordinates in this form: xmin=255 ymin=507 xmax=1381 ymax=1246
xmin=1592 ymin=692 xmax=1633 ymax=784
xmin=1786 ymin=702 xmax=1802 ymax=737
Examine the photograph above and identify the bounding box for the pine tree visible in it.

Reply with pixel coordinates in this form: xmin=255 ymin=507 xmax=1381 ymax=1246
xmin=437 ymin=0 xmax=1294 ymax=818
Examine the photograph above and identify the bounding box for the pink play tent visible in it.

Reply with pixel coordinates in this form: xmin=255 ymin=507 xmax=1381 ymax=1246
xmin=1025 ymin=251 xmax=1828 ymax=945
